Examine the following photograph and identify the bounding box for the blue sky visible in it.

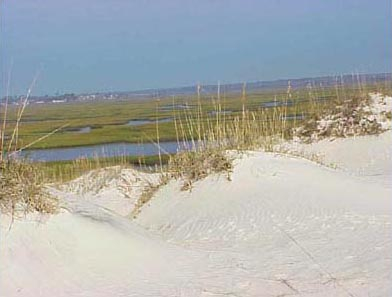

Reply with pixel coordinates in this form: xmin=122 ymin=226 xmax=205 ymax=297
xmin=1 ymin=0 xmax=391 ymax=95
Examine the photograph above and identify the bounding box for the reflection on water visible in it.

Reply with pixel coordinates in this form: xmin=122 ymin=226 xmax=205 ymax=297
xmin=75 ymin=127 xmax=92 ymax=133
xmin=159 ymin=104 xmax=195 ymax=111
xmin=19 ymin=141 xmax=193 ymax=162
xmin=127 ymin=118 xmax=173 ymax=126
xmin=65 ymin=126 xmax=92 ymax=134
xmin=262 ymin=101 xmax=294 ymax=108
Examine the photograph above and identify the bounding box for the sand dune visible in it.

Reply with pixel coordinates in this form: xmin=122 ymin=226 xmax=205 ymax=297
xmin=135 ymin=148 xmax=392 ymax=296
xmin=1 ymin=110 xmax=392 ymax=296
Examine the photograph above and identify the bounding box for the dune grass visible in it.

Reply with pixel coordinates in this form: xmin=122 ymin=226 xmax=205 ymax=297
xmin=0 ymin=160 xmax=58 ymax=214
xmin=0 ymin=86 xmax=59 ymax=215
xmin=39 ymin=154 xmax=170 ymax=183
xmin=1 ymin=77 xmax=390 ymax=214
xmin=159 ymin=79 xmax=389 ymax=191
xmin=7 ymin=79 xmax=388 ymax=149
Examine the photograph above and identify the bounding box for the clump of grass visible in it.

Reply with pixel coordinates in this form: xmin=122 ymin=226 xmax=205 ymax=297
xmin=0 ymin=160 xmax=58 ymax=214
xmin=168 ymin=148 xmax=233 ymax=191
xmin=0 ymin=77 xmax=58 ymax=215
xmin=294 ymin=92 xmax=384 ymax=142
xmin=131 ymin=175 xmax=170 ymax=218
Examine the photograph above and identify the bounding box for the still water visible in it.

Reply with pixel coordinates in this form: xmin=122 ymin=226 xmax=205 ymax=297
xmin=19 ymin=141 xmax=192 ymax=162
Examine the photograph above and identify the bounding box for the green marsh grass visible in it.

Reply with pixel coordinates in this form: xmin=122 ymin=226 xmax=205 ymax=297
xmin=2 ymin=76 xmax=390 ymax=214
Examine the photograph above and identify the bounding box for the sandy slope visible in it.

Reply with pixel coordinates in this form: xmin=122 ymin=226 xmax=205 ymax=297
xmin=277 ymin=131 xmax=392 ymax=187
xmin=135 ymin=150 xmax=392 ymax=297
xmin=1 ymin=100 xmax=392 ymax=296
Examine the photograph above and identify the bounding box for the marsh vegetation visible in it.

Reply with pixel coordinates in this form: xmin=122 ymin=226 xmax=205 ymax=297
xmin=0 ymin=78 xmax=391 ymax=214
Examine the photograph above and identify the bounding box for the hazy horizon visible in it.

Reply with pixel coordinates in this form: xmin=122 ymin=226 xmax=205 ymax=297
xmin=1 ymin=0 xmax=391 ymax=96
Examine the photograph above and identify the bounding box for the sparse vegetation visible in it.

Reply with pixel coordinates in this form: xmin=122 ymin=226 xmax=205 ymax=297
xmin=293 ymin=91 xmax=384 ymax=142
xmin=0 ymin=160 xmax=58 ymax=214
xmin=6 ymin=79 xmax=390 ymax=150
xmin=1 ymin=77 xmax=391 ymax=215
xmin=40 ymin=154 xmax=170 ymax=184
xmin=153 ymin=79 xmax=391 ymax=193
xmin=131 ymin=175 xmax=169 ymax=218
xmin=0 ymin=86 xmax=58 ymax=215
xmin=168 ymin=149 xmax=233 ymax=191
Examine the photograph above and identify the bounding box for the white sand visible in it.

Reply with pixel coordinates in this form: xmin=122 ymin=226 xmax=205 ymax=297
xmin=364 ymin=93 xmax=392 ymax=130
xmin=1 ymin=96 xmax=392 ymax=297
xmin=56 ymin=167 xmax=161 ymax=216
xmin=277 ymin=131 xmax=392 ymax=187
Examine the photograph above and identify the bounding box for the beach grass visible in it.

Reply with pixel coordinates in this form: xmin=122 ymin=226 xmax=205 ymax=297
xmin=6 ymin=81 xmax=387 ymax=150
xmin=1 ymin=78 xmax=390 ymax=214
xmin=39 ymin=154 xmax=170 ymax=183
